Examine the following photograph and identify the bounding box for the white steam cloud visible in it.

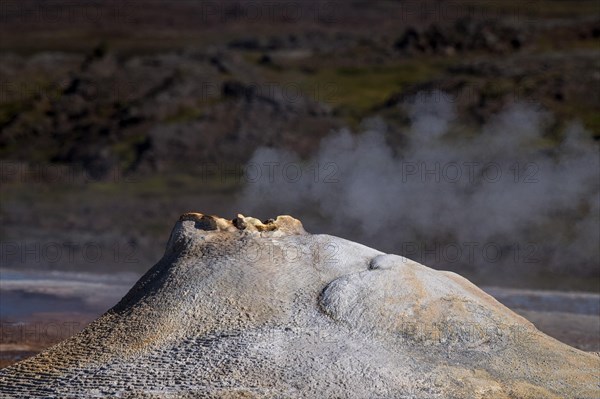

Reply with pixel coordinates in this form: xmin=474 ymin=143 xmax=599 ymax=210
xmin=237 ymin=92 xmax=599 ymax=282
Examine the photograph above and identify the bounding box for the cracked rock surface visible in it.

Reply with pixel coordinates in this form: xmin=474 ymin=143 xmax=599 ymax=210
xmin=0 ymin=213 xmax=598 ymax=398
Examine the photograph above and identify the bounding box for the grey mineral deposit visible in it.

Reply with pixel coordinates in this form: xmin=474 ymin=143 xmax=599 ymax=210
xmin=0 ymin=213 xmax=598 ymax=398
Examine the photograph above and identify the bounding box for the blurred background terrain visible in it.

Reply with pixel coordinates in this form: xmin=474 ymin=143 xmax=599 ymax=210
xmin=0 ymin=0 xmax=599 ymax=366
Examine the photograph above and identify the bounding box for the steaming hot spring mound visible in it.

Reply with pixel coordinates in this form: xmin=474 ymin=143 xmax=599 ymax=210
xmin=1 ymin=213 xmax=598 ymax=398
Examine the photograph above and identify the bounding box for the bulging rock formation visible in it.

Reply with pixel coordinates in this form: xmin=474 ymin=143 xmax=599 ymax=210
xmin=1 ymin=213 xmax=598 ymax=398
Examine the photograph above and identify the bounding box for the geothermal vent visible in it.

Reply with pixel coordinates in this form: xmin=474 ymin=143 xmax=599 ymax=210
xmin=0 ymin=213 xmax=598 ymax=398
